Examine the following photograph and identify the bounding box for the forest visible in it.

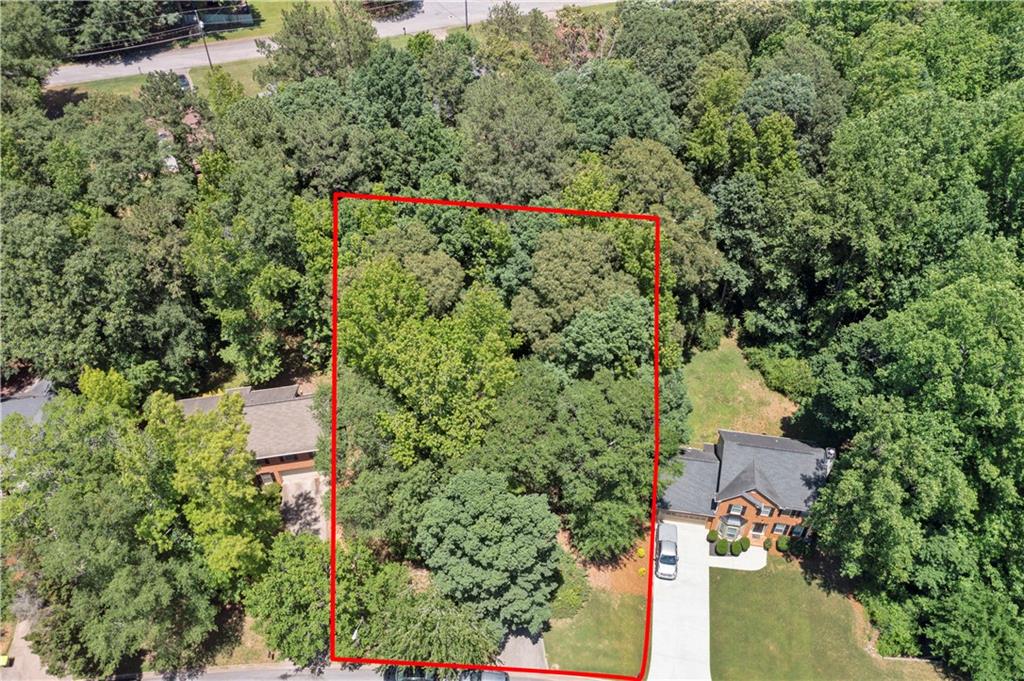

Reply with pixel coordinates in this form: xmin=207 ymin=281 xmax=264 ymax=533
xmin=1 ymin=1 xmax=1022 ymax=680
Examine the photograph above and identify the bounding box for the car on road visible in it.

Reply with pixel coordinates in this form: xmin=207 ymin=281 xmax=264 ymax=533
xmin=383 ymin=667 xmax=439 ymax=681
xmin=459 ymin=671 xmax=511 ymax=681
xmin=656 ymin=522 xmax=678 ymax=580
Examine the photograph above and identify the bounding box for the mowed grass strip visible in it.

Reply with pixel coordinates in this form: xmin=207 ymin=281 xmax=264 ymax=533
xmin=710 ymin=557 xmax=948 ymax=681
xmin=683 ymin=336 xmax=797 ymax=445
xmin=545 ymin=588 xmax=646 ymax=677
xmin=189 ymin=58 xmax=264 ymax=96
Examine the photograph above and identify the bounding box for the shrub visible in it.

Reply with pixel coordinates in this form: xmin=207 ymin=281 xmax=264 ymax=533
xmin=706 ymin=530 xmax=718 ymax=543
xmin=730 ymin=541 xmax=743 ymax=556
xmin=550 ymin=547 xmax=590 ymax=619
xmin=863 ymin=594 xmax=923 ymax=657
xmin=695 ymin=311 xmax=727 ymax=350
xmin=739 ymin=536 xmax=751 ymax=551
xmin=715 ymin=539 xmax=729 ymax=556
xmin=763 ymin=537 xmax=773 ymax=551
xmin=744 ymin=347 xmax=818 ymax=403
xmin=790 ymin=537 xmax=808 ymax=557
xmin=777 ymin=535 xmax=791 ymax=552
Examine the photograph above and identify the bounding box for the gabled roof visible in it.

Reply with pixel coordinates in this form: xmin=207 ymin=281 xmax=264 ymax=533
xmin=716 ymin=460 xmax=785 ymax=508
xmin=662 ymin=430 xmax=834 ymax=516
xmin=177 ymin=385 xmax=320 ymax=460
xmin=715 ymin=430 xmax=833 ymax=512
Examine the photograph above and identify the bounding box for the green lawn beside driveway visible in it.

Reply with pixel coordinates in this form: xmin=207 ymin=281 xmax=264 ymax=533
xmin=545 ymin=588 xmax=646 ymax=677
xmin=710 ymin=557 xmax=948 ymax=681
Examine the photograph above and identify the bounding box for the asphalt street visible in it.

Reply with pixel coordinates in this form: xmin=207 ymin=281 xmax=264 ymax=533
xmin=48 ymin=0 xmax=611 ymax=87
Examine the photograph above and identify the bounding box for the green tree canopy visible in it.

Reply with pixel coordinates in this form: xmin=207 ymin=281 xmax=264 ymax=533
xmin=415 ymin=469 xmax=560 ymax=635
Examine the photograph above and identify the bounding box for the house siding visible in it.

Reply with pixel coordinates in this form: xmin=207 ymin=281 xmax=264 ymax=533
xmin=704 ymin=490 xmax=807 ymax=546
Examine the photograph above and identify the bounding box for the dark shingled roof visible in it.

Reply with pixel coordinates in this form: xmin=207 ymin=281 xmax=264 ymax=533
xmin=715 ymin=430 xmax=832 ymax=512
xmin=177 ymin=385 xmax=319 ymax=460
xmin=661 ymin=445 xmax=719 ymax=517
xmin=662 ymin=430 xmax=834 ymax=516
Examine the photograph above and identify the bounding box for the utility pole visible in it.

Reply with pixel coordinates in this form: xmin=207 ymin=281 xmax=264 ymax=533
xmin=464 ymin=0 xmax=469 ymax=30
xmin=196 ymin=10 xmax=213 ymax=68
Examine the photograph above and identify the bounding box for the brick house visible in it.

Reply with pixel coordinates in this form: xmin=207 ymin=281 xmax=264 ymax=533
xmin=660 ymin=430 xmax=835 ymax=545
xmin=178 ymin=384 xmax=319 ymax=485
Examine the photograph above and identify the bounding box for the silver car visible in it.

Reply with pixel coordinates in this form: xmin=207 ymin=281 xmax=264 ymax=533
xmin=656 ymin=522 xmax=678 ymax=580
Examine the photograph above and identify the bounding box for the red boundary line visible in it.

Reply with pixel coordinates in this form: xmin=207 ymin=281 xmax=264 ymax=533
xmin=330 ymin=191 xmax=661 ymax=681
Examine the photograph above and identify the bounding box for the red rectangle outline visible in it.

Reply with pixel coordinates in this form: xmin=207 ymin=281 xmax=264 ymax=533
xmin=330 ymin=191 xmax=661 ymax=681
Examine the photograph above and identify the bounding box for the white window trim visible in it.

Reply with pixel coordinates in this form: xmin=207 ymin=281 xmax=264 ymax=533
xmin=772 ymin=523 xmax=787 ymax=535
xmin=759 ymin=505 xmax=774 ymax=517
xmin=729 ymin=503 xmax=744 ymax=515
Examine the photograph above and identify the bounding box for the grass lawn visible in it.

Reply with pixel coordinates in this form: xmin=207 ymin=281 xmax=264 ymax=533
xmin=545 ymin=588 xmax=646 ymax=677
xmin=60 ymin=73 xmax=148 ymax=98
xmin=682 ymin=336 xmax=797 ymax=445
xmin=189 ymin=58 xmax=264 ymax=97
xmin=710 ymin=557 xmax=948 ymax=681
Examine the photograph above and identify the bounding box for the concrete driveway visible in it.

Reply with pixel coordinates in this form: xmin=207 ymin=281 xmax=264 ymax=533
xmin=648 ymin=520 xmax=769 ymax=680
xmin=649 ymin=521 xmax=712 ymax=681
xmin=280 ymin=469 xmax=327 ymax=539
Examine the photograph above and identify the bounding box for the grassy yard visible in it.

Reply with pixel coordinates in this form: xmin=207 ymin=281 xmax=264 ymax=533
xmin=545 ymin=588 xmax=646 ymax=677
xmin=189 ymin=58 xmax=265 ymax=97
xmin=683 ymin=336 xmax=797 ymax=446
xmin=710 ymin=557 xmax=948 ymax=681
xmin=59 ymin=73 xmax=148 ymax=98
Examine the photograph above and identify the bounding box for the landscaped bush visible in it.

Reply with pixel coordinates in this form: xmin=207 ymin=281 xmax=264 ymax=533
xmin=763 ymin=537 xmax=773 ymax=551
xmin=550 ymin=546 xmax=591 ymax=619
xmin=739 ymin=536 xmax=751 ymax=551
xmin=789 ymin=537 xmax=808 ymax=557
xmin=776 ymin=535 xmax=791 ymax=552
xmin=706 ymin=529 xmax=718 ymax=543
xmin=730 ymin=541 xmax=743 ymax=556
xmin=715 ymin=539 xmax=729 ymax=556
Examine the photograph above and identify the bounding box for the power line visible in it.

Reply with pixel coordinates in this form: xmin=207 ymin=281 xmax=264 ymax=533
xmin=71 ymin=25 xmax=239 ymax=59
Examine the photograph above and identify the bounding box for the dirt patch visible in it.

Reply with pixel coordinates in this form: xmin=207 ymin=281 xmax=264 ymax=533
xmin=557 ymin=530 xmax=651 ymax=597
xmin=408 ymin=566 xmax=432 ymax=593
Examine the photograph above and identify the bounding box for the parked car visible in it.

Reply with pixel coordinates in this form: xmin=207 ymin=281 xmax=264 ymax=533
xmin=176 ymin=73 xmax=192 ymax=92
xmin=458 ymin=671 xmax=511 ymax=681
xmin=383 ymin=667 xmax=439 ymax=681
xmin=656 ymin=522 xmax=678 ymax=580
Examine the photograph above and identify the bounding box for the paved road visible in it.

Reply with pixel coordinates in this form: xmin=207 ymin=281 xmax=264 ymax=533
xmin=48 ymin=0 xmax=611 ymax=87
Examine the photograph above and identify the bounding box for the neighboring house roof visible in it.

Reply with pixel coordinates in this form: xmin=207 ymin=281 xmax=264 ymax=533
xmin=662 ymin=429 xmax=835 ymax=516
xmin=177 ymin=385 xmax=319 ymax=460
xmin=0 ymin=379 xmax=55 ymax=425
xmin=661 ymin=444 xmax=719 ymax=517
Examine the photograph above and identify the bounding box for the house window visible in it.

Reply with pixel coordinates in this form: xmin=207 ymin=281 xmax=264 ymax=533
xmin=725 ymin=515 xmax=742 ymax=527
xmin=257 ymin=473 xmax=275 ymax=485
xmin=752 ymin=523 xmax=766 ymax=537
xmin=772 ymin=522 xmax=787 ymax=535
xmin=791 ymin=525 xmax=805 ymax=538
xmin=759 ymin=505 xmax=773 ymax=517
xmin=728 ymin=504 xmax=744 ymax=515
